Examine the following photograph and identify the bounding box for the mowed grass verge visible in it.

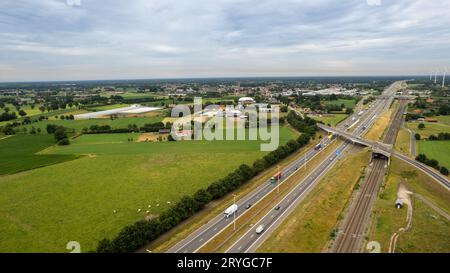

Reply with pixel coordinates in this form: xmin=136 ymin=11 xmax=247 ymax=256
xmin=0 ymin=127 xmax=296 ymax=252
xmin=364 ymin=101 xmax=397 ymax=141
xmin=258 ymin=148 xmax=370 ymax=252
xmin=368 ymin=158 xmax=450 ymax=252
xmin=311 ymin=114 xmax=348 ymax=127
xmin=395 ymin=128 xmax=411 ymax=156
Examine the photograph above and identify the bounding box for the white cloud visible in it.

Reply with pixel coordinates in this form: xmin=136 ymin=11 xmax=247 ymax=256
xmin=0 ymin=0 xmax=450 ymax=81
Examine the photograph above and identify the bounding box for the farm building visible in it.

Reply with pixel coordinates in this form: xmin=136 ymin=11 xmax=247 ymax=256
xmin=238 ymin=97 xmax=255 ymax=105
xmin=74 ymin=104 xmax=161 ymax=119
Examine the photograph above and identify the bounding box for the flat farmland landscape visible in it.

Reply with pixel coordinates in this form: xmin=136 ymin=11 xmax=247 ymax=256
xmin=0 ymin=126 xmax=297 ymax=252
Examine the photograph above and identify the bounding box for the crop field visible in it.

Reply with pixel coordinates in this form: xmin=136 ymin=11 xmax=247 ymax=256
xmin=0 ymin=126 xmax=297 ymax=252
xmin=15 ymin=116 xmax=165 ymax=134
xmin=87 ymin=104 xmax=130 ymax=111
xmin=417 ymin=141 xmax=450 ymax=169
xmin=0 ymin=135 xmax=79 ymax=175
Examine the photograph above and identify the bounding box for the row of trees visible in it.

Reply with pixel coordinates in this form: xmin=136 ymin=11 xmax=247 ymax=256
xmin=415 ymin=154 xmax=449 ymax=176
xmin=96 ymin=111 xmax=318 ymax=253
xmin=83 ymin=122 xmax=170 ymax=134
xmin=415 ymin=132 xmax=450 ymax=141
xmin=0 ymin=111 xmax=17 ymax=122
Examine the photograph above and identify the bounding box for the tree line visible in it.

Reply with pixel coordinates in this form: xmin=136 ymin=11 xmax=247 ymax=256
xmin=415 ymin=154 xmax=449 ymax=176
xmin=96 ymin=111 xmax=317 ymax=253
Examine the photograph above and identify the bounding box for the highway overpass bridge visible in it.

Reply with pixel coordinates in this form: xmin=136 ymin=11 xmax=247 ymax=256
xmin=318 ymin=124 xmax=392 ymax=159
xmin=318 ymin=123 xmax=450 ymax=189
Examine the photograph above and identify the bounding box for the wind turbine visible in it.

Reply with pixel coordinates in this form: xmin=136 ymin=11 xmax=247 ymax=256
xmin=434 ymin=70 xmax=438 ymax=84
xmin=442 ymin=68 xmax=447 ymax=88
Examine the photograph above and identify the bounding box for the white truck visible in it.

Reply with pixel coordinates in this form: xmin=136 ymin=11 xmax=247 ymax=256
xmin=224 ymin=204 xmax=238 ymax=218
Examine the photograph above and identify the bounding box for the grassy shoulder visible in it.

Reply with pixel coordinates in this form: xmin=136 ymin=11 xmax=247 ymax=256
xmin=395 ymin=127 xmax=411 ymax=156
xmin=311 ymin=114 xmax=348 ymax=127
xmin=257 ymin=148 xmax=370 ymax=253
xmin=364 ymin=101 xmax=397 ymax=142
xmin=367 ymin=157 xmax=450 ymax=253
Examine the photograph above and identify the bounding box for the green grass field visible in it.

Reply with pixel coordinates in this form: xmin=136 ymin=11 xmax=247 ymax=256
xmin=323 ymin=99 xmax=356 ymax=109
xmin=435 ymin=115 xmax=450 ymax=126
xmin=407 ymin=121 xmax=450 ymax=138
xmin=417 ymin=140 xmax=450 ymax=169
xmin=0 ymin=106 xmax=88 ymax=127
xmin=311 ymin=114 xmax=348 ymax=127
xmin=87 ymin=104 xmax=130 ymax=111
xmin=2 ymin=103 xmax=43 ymax=117
xmin=0 ymin=126 xmax=296 ymax=252
xmin=0 ymin=135 xmax=79 ymax=175
xmin=15 ymin=116 xmax=164 ymax=134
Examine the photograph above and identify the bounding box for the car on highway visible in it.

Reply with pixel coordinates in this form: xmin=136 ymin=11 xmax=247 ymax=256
xmin=274 ymin=205 xmax=281 ymax=211
xmin=245 ymin=203 xmax=252 ymax=209
xmin=255 ymin=225 xmax=265 ymax=234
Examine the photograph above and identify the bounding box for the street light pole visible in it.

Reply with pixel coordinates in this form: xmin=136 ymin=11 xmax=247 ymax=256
xmin=233 ymin=194 xmax=236 ymax=231
xmin=277 ymin=165 xmax=280 ymax=193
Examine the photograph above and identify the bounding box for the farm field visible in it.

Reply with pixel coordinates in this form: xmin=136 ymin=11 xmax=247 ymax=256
xmin=323 ymin=99 xmax=356 ymax=109
xmin=2 ymin=103 xmax=43 ymax=117
xmin=417 ymin=141 xmax=450 ymax=169
xmin=0 ymin=126 xmax=297 ymax=252
xmin=0 ymin=135 xmax=79 ymax=175
xmin=311 ymin=114 xmax=348 ymax=127
xmin=0 ymin=106 xmax=88 ymax=127
xmin=407 ymin=121 xmax=450 ymax=138
xmin=87 ymin=104 xmax=130 ymax=111
xmin=15 ymin=116 xmax=165 ymax=134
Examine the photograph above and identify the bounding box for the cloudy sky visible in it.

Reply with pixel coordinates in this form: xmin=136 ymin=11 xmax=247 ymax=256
xmin=0 ymin=0 xmax=449 ymax=82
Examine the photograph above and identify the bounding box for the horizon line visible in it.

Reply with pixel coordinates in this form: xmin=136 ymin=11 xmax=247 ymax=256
xmin=0 ymin=75 xmax=426 ymax=85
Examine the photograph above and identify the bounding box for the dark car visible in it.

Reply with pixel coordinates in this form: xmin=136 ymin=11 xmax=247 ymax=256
xmin=246 ymin=203 xmax=252 ymax=209
xmin=275 ymin=205 xmax=281 ymax=211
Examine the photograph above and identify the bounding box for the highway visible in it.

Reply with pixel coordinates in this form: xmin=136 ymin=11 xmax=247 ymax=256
xmin=167 ymin=129 xmax=338 ymax=253
xmin=225 ymin=82 xmax=401 ymax=253
xmin=167 ymin=86 xmax=386 ymax=253
xmin=166 ymin=82 xmax=401 ymax=253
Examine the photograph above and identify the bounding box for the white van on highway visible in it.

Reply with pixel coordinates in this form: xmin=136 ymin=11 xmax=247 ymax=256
xmin=255 ymin=225 xmax=265 ymax=234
